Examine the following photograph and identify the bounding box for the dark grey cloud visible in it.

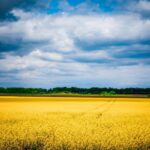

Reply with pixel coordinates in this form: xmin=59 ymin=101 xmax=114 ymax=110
xmin=113 ymin=49 xmax=150 ymax=59
xmin=110 ymin=43 xmax=150 ymax=59
xmin=75 ymin=39 xmax=140 ymax=51
xmin=0 ymin=42 xmax=21 ymax=52
xmin=73 ymin=54 xmax=146 ymax=66
xmin=0 ymin=0 xmax=51 ymax=21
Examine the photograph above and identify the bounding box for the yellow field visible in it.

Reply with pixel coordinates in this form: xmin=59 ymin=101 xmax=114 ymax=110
xmin=0 ymin=97 xmax=150 ymax=150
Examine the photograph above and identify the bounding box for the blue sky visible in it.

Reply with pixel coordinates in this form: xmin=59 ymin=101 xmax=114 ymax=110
xmin=0 ymin=0 xmax=150 ymax=88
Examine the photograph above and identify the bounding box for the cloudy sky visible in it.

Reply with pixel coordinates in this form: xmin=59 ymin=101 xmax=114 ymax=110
xmin=0 ymin=0 xmax=150 ymax=88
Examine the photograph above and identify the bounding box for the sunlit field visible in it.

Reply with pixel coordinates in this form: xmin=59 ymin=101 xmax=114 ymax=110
xmin=0 ymin=96 xmax=150 ymax=150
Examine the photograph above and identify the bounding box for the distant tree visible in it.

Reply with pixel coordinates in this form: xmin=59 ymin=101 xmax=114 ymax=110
xmin=0 ymin=87 xmax=150 ymax=95
xmin=100 ymin=90 xmax=117 ymax=96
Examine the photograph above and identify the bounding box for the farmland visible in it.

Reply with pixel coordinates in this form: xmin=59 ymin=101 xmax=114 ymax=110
xmin=0 ymin=96 xmax=150 ymax=150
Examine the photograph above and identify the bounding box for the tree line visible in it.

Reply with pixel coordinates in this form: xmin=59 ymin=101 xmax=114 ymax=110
xmin=0 ymin=87 xmax=150 ymax=95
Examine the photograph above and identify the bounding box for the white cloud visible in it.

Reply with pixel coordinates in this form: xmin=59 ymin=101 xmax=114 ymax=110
xmin=1 ymin=50 xmax=150 ymax=88
xmin=123 ymin=0 xmax=150 ymax=16
xmin=30 ymin=49 xmax=63 ymax=61
xmin=58 ymin=0 xmax=100 ymax=14
xmin=0 ymin=9 xmax=150 ymax=51
xmin=132 ymin=0 xmax=150 ymax=12
xmin=0 ymin=52 xmax=49 ymax=71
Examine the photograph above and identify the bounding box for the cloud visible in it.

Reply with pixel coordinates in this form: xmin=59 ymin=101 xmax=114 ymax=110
xmin=0 ymin=9 xmax=150 ymax=61
xmin=128 ymin=0 xmax=150 ymax=13
xmin=0 ymin=49 xmax=150 ymax=88
xmin=58 ymin=0 xmax=100 ymax=14
xmin=0 ymin=0 xmax=51 ymax=21
xmin=136 ymin=0 xmax=150 ymax=12
xmin=0 ymin=9 xmax=150 ymax=53
xmin=0 ymin=1 xmax=150 ymax=88
xmin=1 ymin=0 xmax=149 ymax=21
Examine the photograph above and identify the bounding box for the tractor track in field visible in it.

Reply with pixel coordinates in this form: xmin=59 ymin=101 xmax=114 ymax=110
xmin=100 ymin=98 xmax=116 ymax=114
xmin=80 ymin=98 xmax=116 ymax=116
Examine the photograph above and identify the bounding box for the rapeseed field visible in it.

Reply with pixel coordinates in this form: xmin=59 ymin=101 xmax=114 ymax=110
xmin=0 ymin=97 xmax=150 ymax=150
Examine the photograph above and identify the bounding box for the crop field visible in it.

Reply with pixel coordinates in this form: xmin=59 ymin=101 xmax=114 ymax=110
xmin=0 ymin=97 xmax=150 ymax=150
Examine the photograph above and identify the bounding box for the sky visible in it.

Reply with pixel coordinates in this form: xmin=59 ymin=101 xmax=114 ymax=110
xmin=0 ymin=0 xmax=150 ymax=88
